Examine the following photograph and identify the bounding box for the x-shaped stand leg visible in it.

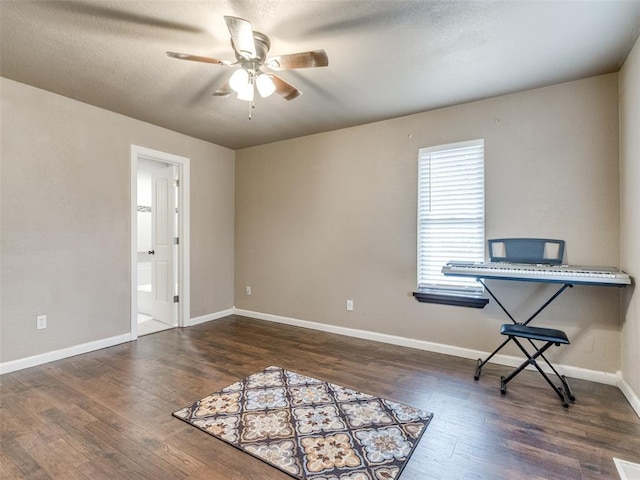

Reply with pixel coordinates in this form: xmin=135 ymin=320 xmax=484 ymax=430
xmin=473 ymin=279 xmax=573 ymax=380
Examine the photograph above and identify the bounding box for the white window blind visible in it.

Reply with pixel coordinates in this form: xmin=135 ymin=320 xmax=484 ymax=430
xmin=417 ymin=139 xmax=485 ymax=293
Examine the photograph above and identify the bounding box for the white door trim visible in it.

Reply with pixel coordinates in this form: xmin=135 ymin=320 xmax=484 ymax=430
xmin=130 ymin=145 xmax=190 ymax=340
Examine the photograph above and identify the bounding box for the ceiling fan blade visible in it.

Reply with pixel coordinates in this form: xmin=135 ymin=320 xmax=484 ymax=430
xmin=224 ymin=16 xmax=256 ymax=59
xmin=267 ymin=50 xmax=329 ymax=70
xmin=166 ymin=52 xmax=229 ymax=65
xmin=213 ymin=80 xmax=233 ymax=97
xmin=271 ymin=74 xmax=302 ymax=101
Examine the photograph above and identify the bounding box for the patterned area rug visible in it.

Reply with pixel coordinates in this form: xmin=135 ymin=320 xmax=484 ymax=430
xmin=173 ymin=366 xmax=433 ymax=480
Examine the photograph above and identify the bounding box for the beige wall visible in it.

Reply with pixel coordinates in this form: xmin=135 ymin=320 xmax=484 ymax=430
xmin=1 ymin=66 xmax=633 ymax=389
xmin=235 ymin=74 xmax=623 ymax=374
xmin=620 ymin=36 xmax=640 ymax=399
xmin=0 ymin=78 xmax=235 ymax=363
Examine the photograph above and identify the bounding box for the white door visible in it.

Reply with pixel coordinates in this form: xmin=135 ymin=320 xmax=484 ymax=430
xmin=151 ymin=165 xmax=177 ymax=325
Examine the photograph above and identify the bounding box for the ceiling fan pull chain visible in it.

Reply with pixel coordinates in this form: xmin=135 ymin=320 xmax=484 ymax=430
xmin=248 ymin=101 xmax=253 ymax=120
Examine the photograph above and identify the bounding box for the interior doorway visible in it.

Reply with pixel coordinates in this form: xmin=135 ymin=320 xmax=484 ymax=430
xmin=130 ymin=146 xmax=190 ymax=339
xmin=137 ymin=160 xmax=178 ymax=335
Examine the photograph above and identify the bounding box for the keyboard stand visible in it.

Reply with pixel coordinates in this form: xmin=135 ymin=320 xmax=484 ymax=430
xmin=473 ymin=279 xmax=573 ymax=381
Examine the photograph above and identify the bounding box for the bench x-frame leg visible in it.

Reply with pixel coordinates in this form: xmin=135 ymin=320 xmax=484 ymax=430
xmin=473 ymin=279 xmax=573 ymax=381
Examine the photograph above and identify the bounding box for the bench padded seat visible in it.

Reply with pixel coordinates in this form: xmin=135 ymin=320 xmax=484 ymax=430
xmin=500 ymin=324 xmax=569 ymax=344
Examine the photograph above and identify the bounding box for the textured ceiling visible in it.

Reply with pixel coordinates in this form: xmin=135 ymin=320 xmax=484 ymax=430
xmin=2 ymin=0 xmax=640 ymax=150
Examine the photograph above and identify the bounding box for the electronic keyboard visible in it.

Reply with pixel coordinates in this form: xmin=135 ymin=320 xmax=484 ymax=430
xmin=442 ymin=262 xmax=631 ymax=286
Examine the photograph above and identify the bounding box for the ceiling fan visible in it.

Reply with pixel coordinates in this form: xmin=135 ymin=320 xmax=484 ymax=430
xmin=167 ymin=16 xmax=328 ymax=113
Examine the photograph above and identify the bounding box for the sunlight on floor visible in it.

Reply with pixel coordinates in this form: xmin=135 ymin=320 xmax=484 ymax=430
xmin=137 ymin=313 xmax=175 ymax=336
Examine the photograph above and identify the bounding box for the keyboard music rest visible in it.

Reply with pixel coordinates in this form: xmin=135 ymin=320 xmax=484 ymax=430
xmin=442 ymin=262 xmax=631 ymax=287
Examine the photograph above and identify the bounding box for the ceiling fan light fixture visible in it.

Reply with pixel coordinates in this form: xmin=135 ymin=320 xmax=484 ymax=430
xmin=167 ymin=16 xmax=328 ymax=108
xmin=229 ymin=68 xmax=249 ymax=93
xmin=237 ymin=82 xmax=255 ymax=102
xmin=256 ymin=74 xmax=276 ymax=98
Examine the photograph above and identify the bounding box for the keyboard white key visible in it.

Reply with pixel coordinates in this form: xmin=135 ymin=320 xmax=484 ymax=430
xmin=442 ymin=262 xmax=631 ymax=286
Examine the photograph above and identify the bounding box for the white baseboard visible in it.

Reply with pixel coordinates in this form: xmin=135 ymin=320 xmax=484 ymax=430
xmin=188 ymin=308 xmax=235 ymax=327
xmin=3 ymin=307 xmax=639 ymax=420
xmin=617 ymin=375 xmax=640 ymax=418
xmin=0 ymin=308 xmax=233 ymax=375
xmin=0 ymin=333 xmax=132 ymax=375
xmin=233 ymin=308 xmax=621 ymax=387
xmin=234 ymin=308 xmax=493 ymax=360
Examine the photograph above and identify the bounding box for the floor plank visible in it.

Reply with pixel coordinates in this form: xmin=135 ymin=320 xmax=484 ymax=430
xmin=1 ymin=315 xmax=639 ymax=479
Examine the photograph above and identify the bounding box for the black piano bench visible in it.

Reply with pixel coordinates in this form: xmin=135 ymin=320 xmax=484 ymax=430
xmin=499 ymin=324 xmax=575 ymax=408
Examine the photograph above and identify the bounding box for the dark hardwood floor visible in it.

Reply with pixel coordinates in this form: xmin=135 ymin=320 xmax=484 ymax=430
xmin=2 ymin=315 xmax=640 ymax=479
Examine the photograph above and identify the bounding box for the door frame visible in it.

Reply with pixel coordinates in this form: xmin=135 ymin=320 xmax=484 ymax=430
xmin=130 ymin=145 xmax=190 ymax=339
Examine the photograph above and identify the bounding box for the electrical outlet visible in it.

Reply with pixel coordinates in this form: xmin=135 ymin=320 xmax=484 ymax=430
xmin=346 ymin=300 xmax=353 ymax=311
xmin=36 ymin=315 xmax=47 ymax=330
xmin=245 ymin=286 xmax=252 ymax=295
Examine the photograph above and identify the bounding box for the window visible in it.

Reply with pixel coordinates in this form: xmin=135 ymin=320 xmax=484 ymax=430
xmin=416 ymin=139 xmax=485 ymax=297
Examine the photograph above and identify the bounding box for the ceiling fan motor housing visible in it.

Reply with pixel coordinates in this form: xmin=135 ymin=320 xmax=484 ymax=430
xmin=233 ymin=31 xmax=271 ymax=71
